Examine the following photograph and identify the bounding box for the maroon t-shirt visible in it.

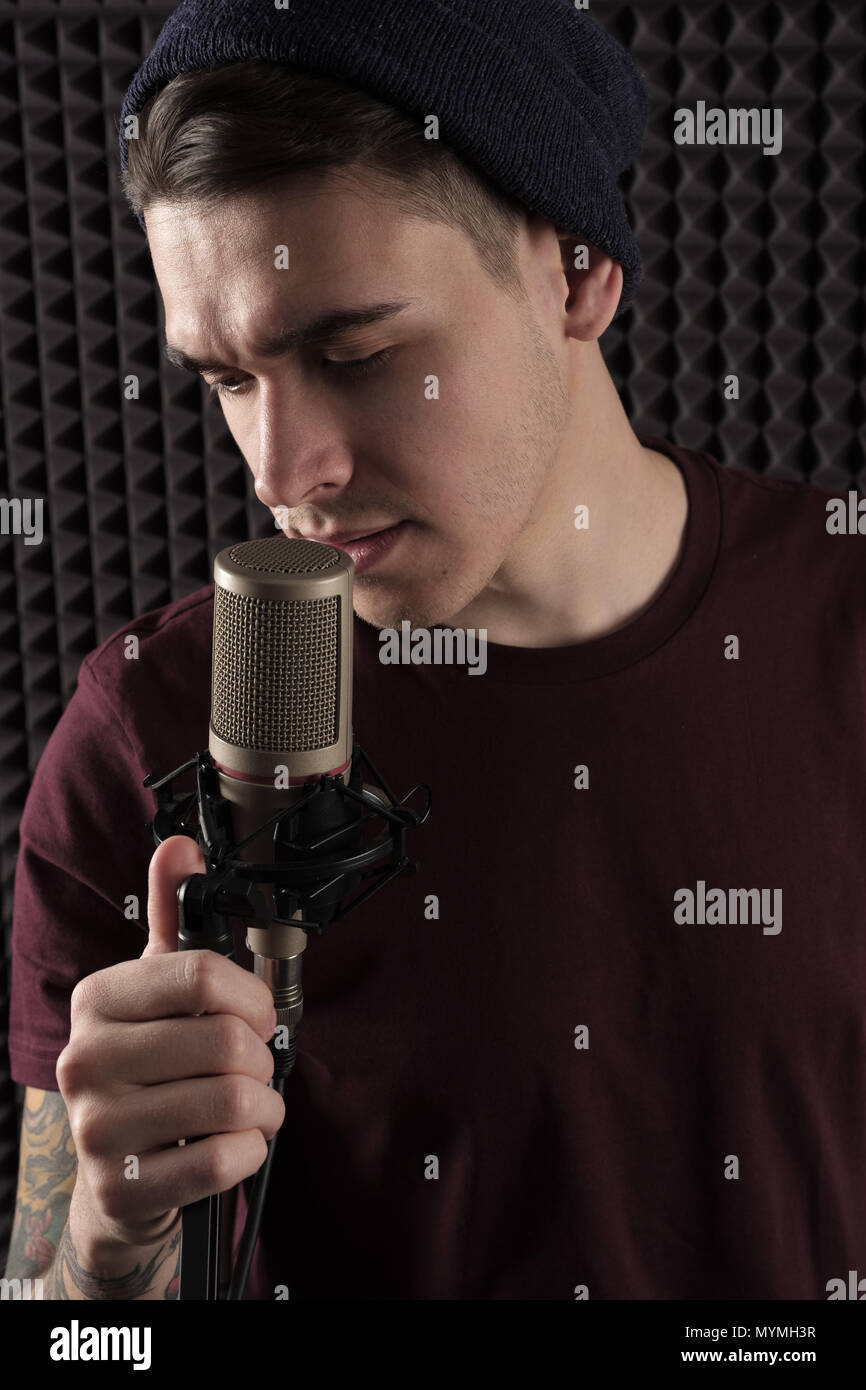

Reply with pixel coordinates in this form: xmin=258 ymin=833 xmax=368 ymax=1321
xmin=9 ymin=434 xmax=866 ymax=1299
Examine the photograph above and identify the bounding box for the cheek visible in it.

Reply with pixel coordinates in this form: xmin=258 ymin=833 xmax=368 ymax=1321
xmin=219 ymin=406 xmax=255 ymax=462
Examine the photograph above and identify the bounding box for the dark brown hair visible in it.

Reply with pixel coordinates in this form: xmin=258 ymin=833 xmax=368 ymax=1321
xmin=122 ymin=60 xmax=531 ymax=301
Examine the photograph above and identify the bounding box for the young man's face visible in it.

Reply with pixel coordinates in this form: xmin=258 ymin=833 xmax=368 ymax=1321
xmin=147 ymin=173 xmax=572 ymax=631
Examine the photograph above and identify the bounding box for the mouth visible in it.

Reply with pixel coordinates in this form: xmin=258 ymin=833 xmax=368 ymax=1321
xmin=318 ymin=522 xmax=409 ymax=573
xmin=294 ymin=524 xmax=403 ymax=545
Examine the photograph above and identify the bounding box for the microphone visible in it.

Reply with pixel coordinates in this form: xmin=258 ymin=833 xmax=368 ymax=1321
xmin=208 ymin=535 xmax=356 ymax=1076
xmin=143 ymin=534 xmax=431 ymax=1299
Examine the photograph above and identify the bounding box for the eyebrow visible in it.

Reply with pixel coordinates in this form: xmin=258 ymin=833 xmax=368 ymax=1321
xmin=162 ymin=298 xmax=420 ymax=375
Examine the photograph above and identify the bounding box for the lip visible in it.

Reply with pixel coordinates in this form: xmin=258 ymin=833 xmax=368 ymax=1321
xmin=303 ymin=526 xmax=394 ymax=545
xmin=323 ymin=522 xmax=408 ymax=574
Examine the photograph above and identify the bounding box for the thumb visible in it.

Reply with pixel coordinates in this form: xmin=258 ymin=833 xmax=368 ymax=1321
xmin=143 ymin=834 xmax=206 ymax=957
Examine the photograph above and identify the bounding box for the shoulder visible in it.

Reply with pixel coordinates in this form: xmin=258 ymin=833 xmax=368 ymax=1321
xmin=80 ymin=582 xmax=214 ymax=700
xmin=694 ymin=448 xmax=866 ymax=616
xmin=72 ymin=583 xmax=215 ymax=754
xmin=21 ymin=584 xmax=215 ymax=845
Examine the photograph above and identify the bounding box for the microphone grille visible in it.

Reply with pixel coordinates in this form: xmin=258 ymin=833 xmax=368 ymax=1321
xmin=226 ymin=537 xmax=342 ymax=574
xmin=212 ymin=587 xmax=339 ymax=751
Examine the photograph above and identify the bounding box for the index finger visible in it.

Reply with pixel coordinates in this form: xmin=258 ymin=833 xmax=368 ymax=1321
xmin=74 ymin=950 xmax=278 ymax=1044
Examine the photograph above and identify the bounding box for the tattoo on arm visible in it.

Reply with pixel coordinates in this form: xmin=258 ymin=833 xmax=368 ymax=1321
xmin=5 ymin=1089 xmax=76 ymax=1280
xmin=7 ymin=1088 xmax=182 ymax=1300
xmin=49 ymin=1223 xmax=181 ymax=1300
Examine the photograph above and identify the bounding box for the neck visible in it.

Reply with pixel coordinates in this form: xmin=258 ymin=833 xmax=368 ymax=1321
xmin=452 ymin=344 xmax=689 ymax=648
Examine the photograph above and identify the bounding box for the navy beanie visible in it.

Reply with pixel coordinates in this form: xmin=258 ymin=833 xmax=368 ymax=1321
xmin=118 ymin=0 xmax=650 ymax=319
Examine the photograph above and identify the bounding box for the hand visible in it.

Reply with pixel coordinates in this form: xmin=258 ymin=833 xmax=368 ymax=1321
xmin=56 ymin=835 xmax=283 ymax=1249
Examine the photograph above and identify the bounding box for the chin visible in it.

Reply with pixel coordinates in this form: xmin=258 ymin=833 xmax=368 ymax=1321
xmin=352 ymin=586 xmax=461 ymax=633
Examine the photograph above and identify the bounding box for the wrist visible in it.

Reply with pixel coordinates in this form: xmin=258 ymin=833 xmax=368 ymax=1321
xmin=68 ymin=1183 xmax=180 ymax=1266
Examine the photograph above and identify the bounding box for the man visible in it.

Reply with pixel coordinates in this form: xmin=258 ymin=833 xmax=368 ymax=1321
xmin=6 ymin=0 xmax=866 ymax=1301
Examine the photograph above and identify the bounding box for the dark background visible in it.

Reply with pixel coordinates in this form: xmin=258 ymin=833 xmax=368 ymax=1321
xmin=0 ymin=0 xmax=864 ymax=1270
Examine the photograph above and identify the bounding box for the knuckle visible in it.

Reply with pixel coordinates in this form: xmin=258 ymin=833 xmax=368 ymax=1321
xmin=55 ymin=1044 xmax=88 ymax=1097
xmin=97 ymin=1174 xmax=128 ymax=1224
xmin=180 ymin=949 xmax=219 ymax=1010
xmin=69 ymin=973 xmax=97 ymax=1022
xmin=203 ymin=1142 xmax=236 ymax=1193
xmin=73 ymin=1104 xmax=106 ymax=1159
xmin=257 ymin=989 xmax=277 ymax=1029
xmin=251 ymin=1133 xmax=268 ymax=1170
xmin=215 ymin=1014 xmax=251 ymax=1072
xmin=217 ymin=1073 xmax=256 ymax=1129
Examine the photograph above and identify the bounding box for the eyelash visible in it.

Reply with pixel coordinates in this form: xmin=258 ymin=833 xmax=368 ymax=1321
xmin=206 ymin=346 xmax=396 ymax=399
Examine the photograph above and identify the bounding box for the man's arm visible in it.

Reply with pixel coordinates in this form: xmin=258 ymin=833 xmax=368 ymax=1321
xmin=4 ymin=1086 xmax=180 ymax=1299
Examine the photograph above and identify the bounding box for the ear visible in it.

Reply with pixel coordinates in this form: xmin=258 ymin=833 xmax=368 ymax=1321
xmin=556 ymin=231 xmax=624 ymax=341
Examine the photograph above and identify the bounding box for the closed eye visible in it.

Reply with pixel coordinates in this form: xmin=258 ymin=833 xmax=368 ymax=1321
xmin=322 ymin=346 xmax=396 ymax=378
xmin=206 ymin=346 xmax=396 ymax=399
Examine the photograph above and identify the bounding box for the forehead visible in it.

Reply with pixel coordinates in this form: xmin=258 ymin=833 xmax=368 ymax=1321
xmin=146 ymin=176 xmax=455 ymax=338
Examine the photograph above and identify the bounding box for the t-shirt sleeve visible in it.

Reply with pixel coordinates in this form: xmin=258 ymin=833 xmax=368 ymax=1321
xmin=9 ymin=655 xmax=156 ymax=1091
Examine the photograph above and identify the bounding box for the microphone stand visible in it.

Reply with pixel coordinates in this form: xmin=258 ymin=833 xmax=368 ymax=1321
xmin=143 ymin=741 xmax=431 ymax=1300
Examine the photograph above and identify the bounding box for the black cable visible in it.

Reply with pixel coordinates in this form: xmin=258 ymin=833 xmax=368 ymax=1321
xmin=225 ymin=1072 xmax=288 ymax=1300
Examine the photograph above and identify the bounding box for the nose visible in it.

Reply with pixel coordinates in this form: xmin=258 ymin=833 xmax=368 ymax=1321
xmin=251 ymin=383 xmax=355 ymax=511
